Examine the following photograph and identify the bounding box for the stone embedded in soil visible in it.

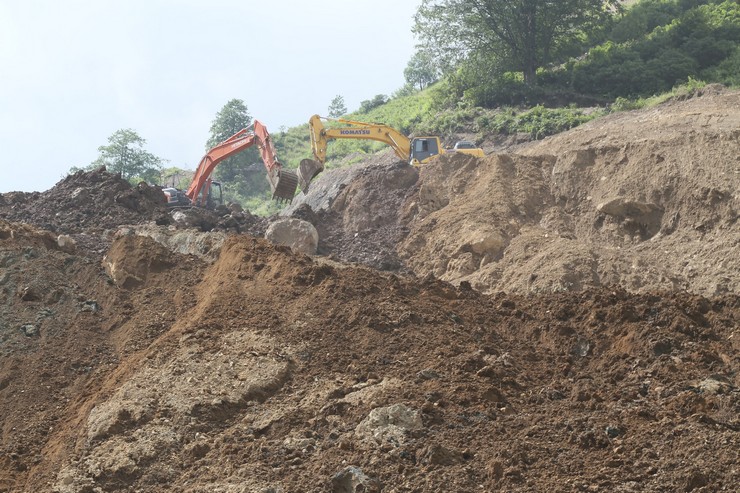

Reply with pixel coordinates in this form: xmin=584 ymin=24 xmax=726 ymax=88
xmin=20 ymin=324 xmax=39 ymax=337
xmin=330 ymin=466 xmax=381 ymax=493
xmin=355 ymin=404 xmax=423 ymax=445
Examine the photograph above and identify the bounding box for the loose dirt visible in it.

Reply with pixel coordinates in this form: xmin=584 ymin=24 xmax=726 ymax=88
xmin=0 ymin=86 xmax=738 ymax=493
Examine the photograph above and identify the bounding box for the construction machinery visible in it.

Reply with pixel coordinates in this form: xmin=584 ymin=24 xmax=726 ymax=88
xmin=297 ymin=114 xmax=484 ymax=193
xmin=165 ymin=120 xmax=298 ymax=207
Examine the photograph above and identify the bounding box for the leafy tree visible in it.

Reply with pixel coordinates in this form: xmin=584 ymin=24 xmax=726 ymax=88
xmin=88 ymin=128 xmax=163 ymax=183
xmin=404 ymin=51 xmax=438 ymax=90
xmin=205 ymin=99 xmax=263 ymax=204
xmin=358 ymin=94 xmax=389 ymax=113
xmin=328 ymin=95 xmax=348 ymax=117
xmin=160 ymin=166 xmax=193 ymax=189
xmin=414 ymin=0 xmax=621 ymax=85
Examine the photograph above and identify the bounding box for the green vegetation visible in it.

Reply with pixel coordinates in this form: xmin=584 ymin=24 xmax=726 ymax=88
xmin=70 ymin=129 xmax=163 ymax=185
xmin=423 ymin=0 xmax=739 ymax=107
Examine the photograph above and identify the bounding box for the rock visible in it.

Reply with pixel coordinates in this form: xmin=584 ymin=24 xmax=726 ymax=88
xmin=227 ymin=202 xmax=243 ymax=213
xmin=597 ymin=197 xmax=663 ymax=219
xmin=57 ymin=234 xmax=77 ymax=252
xmin=330 ymin=466 xmax=381 ymax=493
xmin=17 ymin=286 xmax=41 ymax=301
xmin=355 ymin=404 xmax=423 ymax=445
xmin=420 ymin=444 xmax=463 ymax=465
xmin=80 ymin=300 xmax=101 ymax=313
xmin=605 ymin=426 xmax=622 ymax=438
xmin=265 ymin=218 xmax=319 ymax=255
xmin=684 ymin=471 xmax=709 ymax=491
xmin=692 ymin=375 xmax=733 ymax=395
xmin=20 ymin=324 xmax=39 ymax=337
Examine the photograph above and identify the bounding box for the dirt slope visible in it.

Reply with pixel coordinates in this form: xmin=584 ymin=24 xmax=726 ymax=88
xmin=0 ymin=86 xmax=738 ymax=493
xmin=0 ymin=223 xmax=738 ymax=492
xmin=287 ymin=86 xmax=738 ymax=297
xmin=398 ymin=85 xmax=738 ymax=297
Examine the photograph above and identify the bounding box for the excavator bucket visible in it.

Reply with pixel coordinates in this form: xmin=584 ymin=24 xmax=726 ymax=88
xmin=269 ymin=168 xmax=299 ymax=202
xmin=297 ymin=159 xmax=324 ymax=194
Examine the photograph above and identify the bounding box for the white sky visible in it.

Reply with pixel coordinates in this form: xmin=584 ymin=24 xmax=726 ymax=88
xmin=0 ymin=0 xmax=420 ymax=192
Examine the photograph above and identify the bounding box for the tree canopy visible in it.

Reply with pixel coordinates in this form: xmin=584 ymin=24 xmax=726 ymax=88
xmin=205 ymin=99 xmax=260 ymax=183
xmin=328 ymin=95 xmax=348 ymax=118
xmin=413 ymin=0 xmax=620 ymax=85
xmin=88 ymin=128 xmax=163 ymax=184
xmin=404 ymin=50 xmax=438 ymax=90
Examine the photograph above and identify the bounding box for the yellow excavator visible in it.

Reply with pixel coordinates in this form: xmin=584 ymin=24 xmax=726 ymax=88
xmin=297 ymin=114 xmax=484 ymax=193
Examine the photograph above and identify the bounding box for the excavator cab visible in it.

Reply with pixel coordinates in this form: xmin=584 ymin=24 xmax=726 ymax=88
xmin=410 ymin=138 xmax=440 ymax=164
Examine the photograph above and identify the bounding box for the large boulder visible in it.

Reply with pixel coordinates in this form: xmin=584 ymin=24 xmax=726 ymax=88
xmin=265 ymin=218 xmax=319 ymax=255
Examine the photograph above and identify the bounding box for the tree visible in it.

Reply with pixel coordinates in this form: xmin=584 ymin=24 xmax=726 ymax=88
xmin=358 ymin=94 xmax=389 ymax=113
xmin=206 ymin=99 xmax=259 ymax=181
xmin=404 ymin=50 xmax=438 ymax=90
xmin=327 ymin=95 xmax=347 ymax=118
xmin=89 ymin=129 xmax=163 ymax=183
xmin=414 ymin=0 xmax=620 ymax=85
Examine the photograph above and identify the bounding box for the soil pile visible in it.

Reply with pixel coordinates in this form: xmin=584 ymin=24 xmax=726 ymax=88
xmin=289 ymin=87 xmax=738 ymax=297
xmin=1 ymin=87 xmax=739 ymax=493
xmin=0 ymin=167 xmax=171 ymax=235
xmin=0 ymin=168 xmax=271 ymax=256
xmin=0 ymin=229 xmax=737 ymax=492
xmin=399 ymin=86 xmax=739 ymax=297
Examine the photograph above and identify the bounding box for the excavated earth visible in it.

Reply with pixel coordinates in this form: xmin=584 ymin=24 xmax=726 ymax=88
xmin=0 ymin=86 xmax=738 ymax=492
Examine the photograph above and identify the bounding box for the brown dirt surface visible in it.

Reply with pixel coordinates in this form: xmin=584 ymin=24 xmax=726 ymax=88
xmin=1 ymin=86 xmax=739 ymax=493
xmin=289 ymin=86 xmax=738 ymax=297
xmin=1 ymin=231 xmax=737 ymax=492
xmin=0 ymin=167 xmax=172 ymax=235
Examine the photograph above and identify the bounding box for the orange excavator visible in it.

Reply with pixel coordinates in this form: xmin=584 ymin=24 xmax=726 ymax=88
xmin=165 ymin=120 xmax=298 ymax=207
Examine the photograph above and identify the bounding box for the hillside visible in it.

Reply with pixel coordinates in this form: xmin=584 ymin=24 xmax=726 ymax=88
xmin=0 ymin=85 xmax=738 ymax=492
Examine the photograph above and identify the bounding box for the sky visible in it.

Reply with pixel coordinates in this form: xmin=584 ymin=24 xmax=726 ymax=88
xmin=0 ymin=0 xmax=421 ymax=193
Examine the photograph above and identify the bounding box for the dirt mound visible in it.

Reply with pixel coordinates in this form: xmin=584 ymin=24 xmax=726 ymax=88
xmin=1 ymin=232 xmax=737 ymax=492
xmin=0 ymin=167 xmax=171 ymax=235
xmin=1 ymin=86 xmax=739 ymax=493
xmin=286 ymin=151 xmax=418 ymax=271
xmin=283 ymin=88 xmax=738 ymax=298
xmin=398 ymin=87 xmax=739 ymax=297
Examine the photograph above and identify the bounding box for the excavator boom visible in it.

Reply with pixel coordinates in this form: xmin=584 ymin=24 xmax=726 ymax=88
xmin=298 ymin=115 xmax=412 ymax=193
xmin=298 ymin=114 xmax=484 ymax=194
xmin=185 ymin=120 xmax=297 ymax=207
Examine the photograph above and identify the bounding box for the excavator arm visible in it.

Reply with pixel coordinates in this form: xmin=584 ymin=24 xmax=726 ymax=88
xmin=186 ymin=129 xmax=256 ymax=207
xmin=298 ymin=114 xmax=484 ymax=195
xmin=298 ymin=115 xmax=412 ymax=193
xmin=186 ymin=120 xmax=297 ymax=206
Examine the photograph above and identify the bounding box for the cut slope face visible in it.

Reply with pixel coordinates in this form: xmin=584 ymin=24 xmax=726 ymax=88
xmin=399 ymin=87 xmax=739 ymax=296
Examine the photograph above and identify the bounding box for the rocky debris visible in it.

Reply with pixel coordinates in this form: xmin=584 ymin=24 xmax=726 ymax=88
xmin=1 ymin=89 xmax=739 ymax=493
xmin=330 ymin=466 xmax=381 ymax=493
xmin=286 ymin=153 xmax=417 ymax=271
xmin=0 ymin=167 xmax=171 ymax=234
xmin=56 ymin=234 xmax=76 ymax=253
xmin=19 ymin=324 xmax=39 ymax=337
xmin=126 ymin=224 xmax=228 ymax=262
xmin=355 ymin=404 xmax=423 ymax=445
xmin=265 ymin=218 xmax=319 ymax=255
